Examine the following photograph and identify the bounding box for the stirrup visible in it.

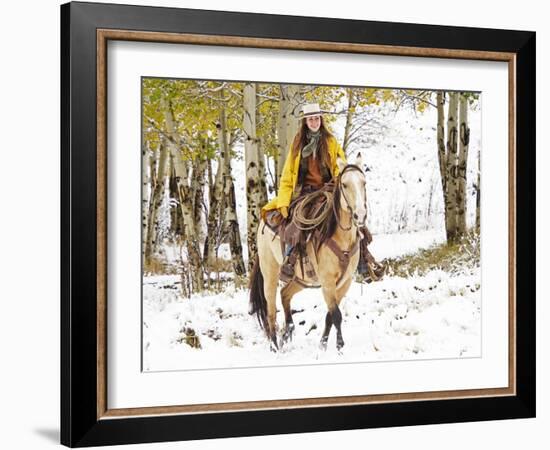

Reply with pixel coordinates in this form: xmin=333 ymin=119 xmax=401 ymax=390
xmin=359 ymin=261 xmax=385 ymax=283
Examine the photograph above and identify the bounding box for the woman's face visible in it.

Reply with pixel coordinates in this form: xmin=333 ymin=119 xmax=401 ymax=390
xmin=305 ymin=115 xmax=321 ymax=132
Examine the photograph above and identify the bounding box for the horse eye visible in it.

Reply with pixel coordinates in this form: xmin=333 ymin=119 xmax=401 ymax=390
xmin=342 ymin=183 xmax=347 ymax=188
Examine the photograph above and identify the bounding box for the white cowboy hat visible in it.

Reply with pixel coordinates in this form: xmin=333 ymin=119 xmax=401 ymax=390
xmin=299 ymin=102 xmax=327 ymax=119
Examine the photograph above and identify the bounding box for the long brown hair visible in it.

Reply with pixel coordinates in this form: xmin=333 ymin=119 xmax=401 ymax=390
xmin=291 ymin=116 xmax=333 ymax=171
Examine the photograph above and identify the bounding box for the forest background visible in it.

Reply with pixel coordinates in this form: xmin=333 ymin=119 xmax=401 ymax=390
xmin=141 ymin=80 xmax=480 ymax=297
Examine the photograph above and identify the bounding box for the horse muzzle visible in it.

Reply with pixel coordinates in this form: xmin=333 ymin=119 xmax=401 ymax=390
xmin=353 ymin=211 xmax=367 ymax=227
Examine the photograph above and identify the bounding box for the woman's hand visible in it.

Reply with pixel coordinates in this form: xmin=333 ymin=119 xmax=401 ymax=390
xmin=280 ymin=206 xmax=289 ymax=218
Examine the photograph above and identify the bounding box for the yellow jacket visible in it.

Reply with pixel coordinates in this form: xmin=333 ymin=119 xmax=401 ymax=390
xmin=261 ymin=135 xmax=346 ymax=217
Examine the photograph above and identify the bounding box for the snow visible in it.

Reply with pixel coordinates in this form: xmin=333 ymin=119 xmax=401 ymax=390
xmin=369 ymin=229 xmax=446 ymax=260
xmin=143 ymin=229 xmax=480 ymax=372
xmin=143 ymin=267 xmax=480 ymax=371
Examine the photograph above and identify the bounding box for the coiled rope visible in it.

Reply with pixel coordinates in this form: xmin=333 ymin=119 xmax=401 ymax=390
xmin=290 ymin=188 xmax=335 ymax=231
xmin=290 ymin=164 xmax=366 ymax=233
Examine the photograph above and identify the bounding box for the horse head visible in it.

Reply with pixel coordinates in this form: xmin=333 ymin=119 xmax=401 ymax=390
xmin=336 ymin=153 xmax=367 ymax=228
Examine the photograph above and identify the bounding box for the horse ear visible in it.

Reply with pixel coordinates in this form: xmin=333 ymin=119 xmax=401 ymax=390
xmin=337 ymin=157 xmax=346 ymax=174
xmin=355 ymin=152 xmax=364 ymax=169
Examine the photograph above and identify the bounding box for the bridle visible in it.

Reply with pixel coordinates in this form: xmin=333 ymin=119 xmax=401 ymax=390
xmin=333 ymin=164 xmax=367 ymax=231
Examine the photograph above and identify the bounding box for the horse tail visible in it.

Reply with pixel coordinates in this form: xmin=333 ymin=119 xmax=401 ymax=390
xmin=249 ymin=255 xmax=268 ymax=333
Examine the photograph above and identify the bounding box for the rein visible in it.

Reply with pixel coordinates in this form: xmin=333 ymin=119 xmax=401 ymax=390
xmin=334 ymin=164 xmax=365 ymax=232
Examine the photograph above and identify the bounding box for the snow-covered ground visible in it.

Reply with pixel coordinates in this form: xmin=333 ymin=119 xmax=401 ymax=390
xmin=369 ymin=228 xmax=446 ymax=260
xmin=143 ymin=229 xmax=480 ymax=372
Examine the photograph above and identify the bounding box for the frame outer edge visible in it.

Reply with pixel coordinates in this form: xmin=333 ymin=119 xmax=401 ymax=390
xmin=60 ymin=1 xmax=71 ymax=447
xmin=61 ymin=2 xmax=536 ymax=446
xmin=515 ymin=32 xmax=536 ymax=416
xmin=64 ymin=2 xmax=102 ymax=447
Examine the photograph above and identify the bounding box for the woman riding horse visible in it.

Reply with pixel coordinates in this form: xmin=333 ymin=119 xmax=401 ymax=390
xmin=252 ymin=154 xmax=368 ymax=350
xmin=261 ymin=102 xmax=373 ymax=282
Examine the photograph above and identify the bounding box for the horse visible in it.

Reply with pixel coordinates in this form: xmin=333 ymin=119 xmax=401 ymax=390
xmin=249 ymin=155 xmax=368 ymax=351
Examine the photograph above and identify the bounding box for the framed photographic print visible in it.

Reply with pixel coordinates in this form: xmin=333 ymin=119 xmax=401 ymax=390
xmin=60 ymin=1 xmax=536 ymax=447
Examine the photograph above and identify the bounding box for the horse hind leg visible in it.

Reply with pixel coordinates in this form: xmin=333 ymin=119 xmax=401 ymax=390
xmin=280 ymin=280 xmax=304 ymax=345
xmin=262 ymin=267 xmax=279 ymax=351
xmin=257 ymin=249 xmax=280 ymax=352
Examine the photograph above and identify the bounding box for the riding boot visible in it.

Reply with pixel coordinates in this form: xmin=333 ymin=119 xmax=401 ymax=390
xmin=357 ymin=225 xmax=372 ymax=275
xmin=358 ymin=225 xmax=385 ymax=282
xmin=360 ymin=225 xmax=373 ymax=245
xmin=280 ymin=247 xmax=297 ymax=283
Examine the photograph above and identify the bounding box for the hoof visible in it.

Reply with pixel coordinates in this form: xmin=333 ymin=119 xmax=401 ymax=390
xmin=336 ymin=338 xmax=345 ymax=351
xmin=319 ymin=337 xmax=328 ymax=351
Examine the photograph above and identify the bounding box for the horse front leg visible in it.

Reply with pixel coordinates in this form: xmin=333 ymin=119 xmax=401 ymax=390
xmin=320 ymin=310 xmax=333 ymax=350
xmin=320 ymin=307 xmax=344 ymax=350
xmin=320 ymin=283 xmax=344 ymax=350
xmin=320 ymin=277 xmax=352 ymax=351
xmin=333 ymin=277 xmax=353 ymax=351
xmin=331 ymin=306 xmax=344 ymax=351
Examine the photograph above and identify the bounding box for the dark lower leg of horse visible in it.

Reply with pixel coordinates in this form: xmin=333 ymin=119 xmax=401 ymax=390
xmin=268 ymin=325 xmax=279 ymax=352
xmin=281 ymin=281 xmax=302 ymax=346
xmin=332 ymin=306 xmax=345 ymax=350
xmin=282 ymin=314 xmax=295 ymax=345
xmin=267 ymin=309 xmax=279 ymax=352
xmin=320 ymin=311 xmax=333 ymax=350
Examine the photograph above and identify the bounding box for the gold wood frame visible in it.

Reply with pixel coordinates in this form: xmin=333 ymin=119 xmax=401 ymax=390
xmin=96 ymin=29 xmax=516 ymax=420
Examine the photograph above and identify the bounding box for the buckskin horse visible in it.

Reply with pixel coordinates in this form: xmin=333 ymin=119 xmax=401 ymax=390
xmin=249 ymin=156 xmax=368 ymax=351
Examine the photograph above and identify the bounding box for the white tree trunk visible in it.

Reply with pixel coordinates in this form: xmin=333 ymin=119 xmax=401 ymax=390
xmin=223 ymin=167 xmax=246 ymax=276
xmin=204 ymin=96 xmax=228 ymax=267
xmin=436 ymin=92 xmax=447 ymax=200
xmin=255 ymin=92 xmax=268 ymax=206
xmin=168 ymin=155 xmax=184 ymax=237
xmin=145 ymin=137 xmax=168 ymax=264
xmin=457 ymin=93 xmax=470 ymax=236
xmin=142 ymin=142 xmax=151 ymax=261
xmin=221 ymin=125 xmax=246 ymax=276
xmin=191 ymin=153 xmax=207 ymax=245
xmin=445 ymin=92 xmax=459 ymax=243
xmin=257 ymin=144 xmax=269 ymax=207
xmin=243 ymin=82 xmax=268 ymax=272
xmin=276 ymin=84 xmax=301 ymax=188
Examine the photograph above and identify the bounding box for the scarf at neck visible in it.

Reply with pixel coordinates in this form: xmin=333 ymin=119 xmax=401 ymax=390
xmin=301 ymin=130 xmax=321 ymax=159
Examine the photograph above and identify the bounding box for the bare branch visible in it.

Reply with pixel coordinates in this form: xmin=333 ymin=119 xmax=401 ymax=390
xmin=397 ymin=89 xmax=437 ymax=109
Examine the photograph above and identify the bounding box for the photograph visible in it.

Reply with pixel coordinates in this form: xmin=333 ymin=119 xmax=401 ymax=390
xmin=141 ymin=78 xmax=482 ymax=371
